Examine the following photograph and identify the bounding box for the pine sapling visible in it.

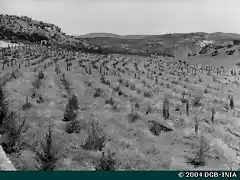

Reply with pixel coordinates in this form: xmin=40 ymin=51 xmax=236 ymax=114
xmin=95 ymin=150 xmax=117 ymax=171
xmin=188 ymin=136 xmax=207 ymax=167
xmin=22 ymin=96 xmax=32 ymax=110
xmin=230 ymin=95 xmax=234 ymax=110
xmin=100 ymin=64 xmax=102 ymax=74
xmin=34 ymin=122 xmax=60 ymax=171
xmin=163 ymin=97 xmax=170 ymax=120
xmin=66 ymin=61 xmax=69 ymax=71
xmin=194 ymin=116 xmax=198 ymax=134
xmin=186 ymin=100 xmax=189 ymax=116
xmin=211 ymin=107 xmax=215 ymax=123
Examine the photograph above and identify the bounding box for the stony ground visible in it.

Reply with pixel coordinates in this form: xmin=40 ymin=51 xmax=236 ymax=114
xmin=1 ymin=41 xmax=240 ymax=171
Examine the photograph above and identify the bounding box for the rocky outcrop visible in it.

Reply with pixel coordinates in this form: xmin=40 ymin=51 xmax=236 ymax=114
xmin=0 ymin=146 xmax=15 ymax=171
xmin=0 ymin=14 xmax=103 ymax=54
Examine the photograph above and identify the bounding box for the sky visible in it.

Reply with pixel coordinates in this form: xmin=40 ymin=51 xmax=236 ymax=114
xmin=1 ymin=0 xmax=240 ymax=35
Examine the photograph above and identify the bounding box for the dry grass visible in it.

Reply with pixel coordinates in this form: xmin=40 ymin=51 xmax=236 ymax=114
xmin=1 ymin=40 xmax=240 ymax=171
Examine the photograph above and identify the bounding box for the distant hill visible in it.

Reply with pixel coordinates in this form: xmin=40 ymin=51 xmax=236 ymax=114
xmin=78 ymin=32 xmax=207 ymax=56
xmin=2 ymin=14 xmax=240 ymax=57
xmin=206 ymin=32 xmax=240 ymax=41
xmin=78 ymin=32 xmax=240 ymax=57
xmin=78 ymin=33 xmax=149 ymax=39
xmin=79 ymin=33 xmax=122 ymax=38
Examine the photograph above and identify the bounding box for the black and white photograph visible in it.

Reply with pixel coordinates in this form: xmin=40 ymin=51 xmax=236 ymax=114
xmin=0 ymin=0 xmax=240 ymax=171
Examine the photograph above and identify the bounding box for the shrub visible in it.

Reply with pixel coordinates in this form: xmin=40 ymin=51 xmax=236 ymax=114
xmin=105 ymin=97 xmax=115 ymax=107
xmin=0 ymin=84 xmax=11 ymax=128
xmin=68 ymin=94 xmax=79 ymax=111
xmin=128 ymin=109 xmax=140 ymax=123
xmin=143 ymin=91 xmax=152 ymax=98
xmin=81 ymin=120 xmax=106 ymax=151
xmin=62 ymin=103 xmax=77 ymax=122
xmin=94 ymin=88 xmax=105 ymax=98
xmin=95 ymin=150 xmax=117 ymax=171
xmin=36 ymin=94 xmax=44 ymax=104
xmin=113 ymin=86 xmax=120 ymax=93
xmin=37 ymin=70 xmax=44 ymax=80
xmin=187 ymin=136 xmax=209 ymax=168
xmin=34 ymin=122 xmax=60 ymax=171
xmin=60 ymin=74 xmax=71 ymax=94
xmin=2 ymin=115 xmax=26 ymax=154
xmin=192 ymin=94 xmax=202 ymax=107
xmin=65 ymin=119 xmax=81 ymax=134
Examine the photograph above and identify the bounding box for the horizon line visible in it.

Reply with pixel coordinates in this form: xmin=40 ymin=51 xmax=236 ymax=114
xmin=71 ymin=31 xmax=239 ymax=37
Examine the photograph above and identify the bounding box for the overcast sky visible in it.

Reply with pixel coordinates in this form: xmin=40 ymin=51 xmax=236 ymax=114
xmin=1 ymin=0 xmax=240 ymax=35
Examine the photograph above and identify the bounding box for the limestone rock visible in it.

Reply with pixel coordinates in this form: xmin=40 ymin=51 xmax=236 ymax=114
xmin=0 ymin=146 xmax=15 ymax=171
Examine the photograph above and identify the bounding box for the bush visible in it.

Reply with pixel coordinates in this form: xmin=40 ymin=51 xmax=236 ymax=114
xmin=34 ymin=122 xmax=60 ymax=171
xmin=105 ymin=97 xmax=115 ymax=107
xmin=68 ymin=94 xmax=79 ymax=110
xmin=192 ymin=94 xmax=202 ymax=107
xmin=62 ymin=103 xmax=77 ymax=122
xmin=128 ymin=109 xmax=140 ymax=123
xmin=94 ymin=88 xmax=105 ymax=98
xmin=65 ymin=119 xmax=81 ymax=134
xmin=81 ymin=120 xmax=106 ymax=151
xmin=37 ymin=70 xmax=44 ymax=80
xmin=60 ymin=74 xmax=71 ymax=94
xmin=143 ymin=91 xmax=152 ymax=98
xmin=2 ymin=115 xmax=26 ymax=154
xmin=186 ymin=136 xmax=209 ymax=168
xmin=95 ymin=150 xmax=117 ymax=171
xmin=0 ymin=77 xmax=26 ymax=154
xmin=62 ymin=94 xmax=79 ymax=122
xmin=0 ymin=84 xmax=11 ymax=128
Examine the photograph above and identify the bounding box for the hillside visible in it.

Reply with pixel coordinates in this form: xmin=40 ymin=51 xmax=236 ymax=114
xmin=206 ymin=32 xmax=240 ymax=42
xmin=0 ymin=14 xmax=104 ymax=54
xmin=79 ymin=32 xmax=240 ymax=59
xmin=2 ymin=14 xmax=240 ymax=171
xmin=1 ymin=41 xmax=240 ymax=171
